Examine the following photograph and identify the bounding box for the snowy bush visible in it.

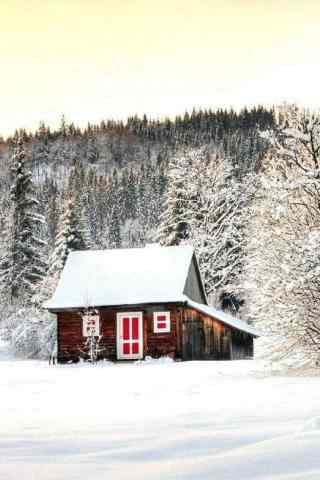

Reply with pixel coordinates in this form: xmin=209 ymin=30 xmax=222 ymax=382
xmin=1 ymin=306 xmax=56 ymax=359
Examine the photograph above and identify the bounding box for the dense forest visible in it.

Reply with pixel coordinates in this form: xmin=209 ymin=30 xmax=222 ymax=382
xmin=0 ymin=106 xmax=274 ymax=250
xmin=1 ymin=104 xmax=320 ymax=365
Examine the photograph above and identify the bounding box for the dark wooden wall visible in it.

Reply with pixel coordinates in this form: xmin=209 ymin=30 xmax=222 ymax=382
xmin=182 ymin=308 xmax=229 ymax=360
xmin=57 ymin=311 xmax=83 ymax=362
xmin=181 ymin=308 xmax=254 ymax=361
xmin=56 ymin=303 xmax=254 ymax=363
xmin=57 ymin=304 xmax=182 ymax=363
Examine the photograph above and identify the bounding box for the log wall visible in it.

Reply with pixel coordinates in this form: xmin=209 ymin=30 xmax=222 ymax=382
xmin=181 ymin=308 xmax=253 ymax=360
xmin=182 ymin=308 xmax=229 ymax=360
xmin=57 ymin=303 xmax=254 ymax=362
xmin=57 ymin=304 xmax=182 ymax=363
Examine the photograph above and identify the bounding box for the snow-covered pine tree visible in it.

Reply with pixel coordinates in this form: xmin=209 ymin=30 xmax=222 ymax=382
xmin=243 ymin=106 xmax=320 ymax=363
xmin=31 ymin=122 xmax=50 ymax=183
xmin=94 ymin=175 xmax=111 ymax=248
xmin=46 ymin=193 xmax=60 ymax=248
xmin=157 ymin=146 xmax=254 ymax=310
xmin=38 ymin=194 xmax=90 ymax=303
xmin=117 ymin=168 xmax=128 ymax=224
xmin=68 ymin=160 xmax=93 ymax=249
xmin=125 ymin=167 xmax=137 ymax=219
xmin=86 ymin=135 xmax=99 ymax=164
xmin=145 ymin=164 xmax=165 ymax=240
xmin=108 ymin=204 xmax=121 ymax=249
xmin=136 ymin=165 xmax=148 ymax=228
xmin=82 ymin=169 xmax=100 ymax=247
xmin=157 ymin=149 xmax=195 ymax=246
xmin=188 ymin=152 xmax=255 ymax=311
xmin=0 ymin=137 xmax=47 ymax=303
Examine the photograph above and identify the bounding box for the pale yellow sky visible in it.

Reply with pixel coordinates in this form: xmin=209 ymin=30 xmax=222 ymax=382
xmin=1 ymin=0 xmax=320 ymax=136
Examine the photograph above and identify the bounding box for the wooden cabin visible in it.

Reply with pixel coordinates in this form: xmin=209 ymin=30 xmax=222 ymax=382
xmin=45 ymin=245 xmax=259 ymax=362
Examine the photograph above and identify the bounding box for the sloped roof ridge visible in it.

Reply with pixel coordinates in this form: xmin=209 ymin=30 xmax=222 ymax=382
xmin=184 ymin=296 xmax=261 ymax=337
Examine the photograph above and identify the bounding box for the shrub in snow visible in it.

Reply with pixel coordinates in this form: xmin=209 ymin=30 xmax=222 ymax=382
xmin=80 ymin=308 xmax=104 ymax=362
xmin=5 ymin=306 xmax=56 ymax=359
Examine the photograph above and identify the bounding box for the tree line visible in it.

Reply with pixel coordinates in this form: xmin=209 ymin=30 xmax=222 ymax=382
xmin=0 ymin=105 xmax=288 ymax=361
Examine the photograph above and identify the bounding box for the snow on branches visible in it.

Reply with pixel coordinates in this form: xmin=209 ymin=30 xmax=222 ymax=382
xmin=244 ymin=106 xmax=320 ymax=364
xmin=157 ymin=147 xmax=256 ymax=311
xmin=0 ymin=137 xmax=48 ymax=303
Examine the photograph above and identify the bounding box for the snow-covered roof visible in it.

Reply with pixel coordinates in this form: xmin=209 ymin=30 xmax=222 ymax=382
xmin=185 ymin=299 xmax=261 ymax=337
xmin=45 ymin=246 xmax=195 ymax=310
xmin=45 ymin=245 xmax=260 ymax=337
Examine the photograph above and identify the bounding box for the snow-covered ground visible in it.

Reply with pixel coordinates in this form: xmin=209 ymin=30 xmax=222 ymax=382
xmin=0 ymin=342 xmax=320 ymax=480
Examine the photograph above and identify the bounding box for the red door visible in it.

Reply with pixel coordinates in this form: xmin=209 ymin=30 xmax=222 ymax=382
xmin=117 ymin=312 xmax=143 ymax=359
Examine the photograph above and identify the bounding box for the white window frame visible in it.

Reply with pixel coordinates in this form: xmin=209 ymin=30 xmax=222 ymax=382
xmin=153 ymin=311 xmax=171 ymax=333
xmin=82 ymin=314 xmax=100 ymax=337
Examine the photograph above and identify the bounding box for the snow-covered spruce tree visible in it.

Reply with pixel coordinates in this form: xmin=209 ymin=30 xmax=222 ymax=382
xmin=77 ymin=192 xmax=94 ymax=250
xmin=0 ymin=137 xmax=47 ymax=303
xmin=38 ymin=194 xmax=90 ymax=303
xmin=243 ymin=106 xmax=320 ymax=364
xmin=157 ymin=147 xmax=255 ymax=310
xmin=187 ymin=152 xmax=255 ymax=311
xmin=83 ymin=168 xmax=101 ymax=247
xmin=31 ymin=121 xmax=50 ymax=183
xmin=125 ymin=167 xmax=137 ymax=220
xmin=86 ymin=135 xmax=99 ymax=164
xmin=157 ymin=148 xmax=196 ymax=246
xmin=74 ymin=162 xmax=95 ymax=250
xmin=108 ymin=204 xmax=121 ymax=249
xmin=145 ymin=162 xmax=167 ymax=241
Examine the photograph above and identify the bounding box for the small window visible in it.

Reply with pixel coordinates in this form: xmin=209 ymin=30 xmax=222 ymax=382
xmin=153 ymin=312 xmax=170 ymax=333
xmin=82 ymin=314 xmax=100 ymax=337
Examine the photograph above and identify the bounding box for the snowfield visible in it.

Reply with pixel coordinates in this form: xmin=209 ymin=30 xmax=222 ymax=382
xmin=1 ymin=347 xmax=320 ymax=480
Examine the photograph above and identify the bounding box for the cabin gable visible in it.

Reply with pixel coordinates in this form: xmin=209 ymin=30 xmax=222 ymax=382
xmin=183 ymin=255 xmax=207 ymax=305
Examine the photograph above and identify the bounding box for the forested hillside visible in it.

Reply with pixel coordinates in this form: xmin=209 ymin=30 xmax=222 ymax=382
xmin=0 ymin=106 xmax=273 ymax=268
xmin=2 ymin=104 xmax=320 ymax=365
